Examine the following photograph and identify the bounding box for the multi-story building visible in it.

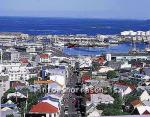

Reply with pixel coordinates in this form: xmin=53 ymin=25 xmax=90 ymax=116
xmin=0 ymin=63 xmax=30 ymax=81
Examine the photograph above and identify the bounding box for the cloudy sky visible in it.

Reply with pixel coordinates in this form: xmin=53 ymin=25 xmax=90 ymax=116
xmin=0 ymin=0 xmax=150 ymax=19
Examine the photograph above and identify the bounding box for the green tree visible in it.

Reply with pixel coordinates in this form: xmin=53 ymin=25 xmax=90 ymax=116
xmin=28 ymin=77 xmax=36 ymax=85
xmin=6 ymin=114 xmax=14 ymax=117
xmin=102 ymin=108 xmax=129 ymax=116
xmin=27 ymin=91 xmax=45 ymax=112
xmin=5 ymin=88 xmax=16 ymax=94
xmin=124 ymin=93 xmax=139 ymax=104
xmin=107 ymin=70 xmax=117 ymax=79
xmin=92 ymin=61 xmax=100 ymax=71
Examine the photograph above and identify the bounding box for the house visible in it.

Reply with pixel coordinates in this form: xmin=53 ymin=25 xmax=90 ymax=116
xmin=8 ymin=65 xmax=30 ymax=81
xmin=1 ymin=107 xmax=20 ymax=117
xmin=48 ymin=81 xmax=63 ymax=94
xmin=131 ymin=99 xmax=142 ymax=109
xmin=51 ymin=56 xmax=69 ymax=65
xmin=35 ymin=53 xmax=50 ymax=64
xmin=140 ymin=90 xmax=150 ymax=101
xmin=98 ymin=66 xmax=114 ymax=73
xmin=105 ymin=61 xmax=123 ymax=70
xmin=0 ymin=80 xmax=10 ymax=96
xmin=137 ymin=86 xmax=150 ymax=93
xmin=45 ymin=65 xmax=68 ymax=78
xmin=81 ymin=75 xmax=91 ymax=83
xmin=120 ymin=61 xmax=131 ymax=69
xmin=96 ymin=56 xmax=105 ymax=65
xmin=10 ymin=81 xmax=27 ymax=89
xmin=30 ymin=90 xmax=61 ymax=116
xmin=7 ymin=92 xmax=27 ymax=99
xmin=130 ymin=74 xmax=150 ymax=85
xmin=79 ymin=57 xmax=92 ymax=68
xmin=11 ymin=51 xmax=20 ymax=62
xmin=87 ymin=108 xmax=100 ymax=117
xmin=30 ymin=102 xmax=59 ymax=117
xmin=0 ymin=63 xmax=30 ymax=81
xmin=113 ymin=82 xmax=135 ymax=97
xmin=19 ymin=58 xmax=29 ymax=65
xmin=90 ymin=93 xmax=114 ymax=105
xmin=134 ymin=106 xmax=150 ymax=115
xmin=49 ymin=75 xmax=66 ymax=87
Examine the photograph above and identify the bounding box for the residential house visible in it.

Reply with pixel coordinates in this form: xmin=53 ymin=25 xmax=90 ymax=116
xmin=140 ymin=90 xmax=150 ymax=101
xmin=90 ymin=93 xmax=114 ymax=105
xmin=113 ymin=82 xmax=135 ymax=97
xmin=35 ymin=54 xmax=51 ymax=64
xmin=30 ymin=102 xmax=59 ymax=117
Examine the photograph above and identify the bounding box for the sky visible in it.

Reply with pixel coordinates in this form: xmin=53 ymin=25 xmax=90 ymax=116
xmin=0 ymin=0 xmax=150 ymax=19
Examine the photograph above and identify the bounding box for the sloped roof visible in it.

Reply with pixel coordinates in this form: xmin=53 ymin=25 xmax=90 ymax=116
xmin=39 ymin=54 xmax=48 ymax=58
xmin=30 ymin=102 xmax=58 ymax=113
xmin=131 ymin=99 xmax=142 ymax=107
xmin=143 ymin=110 xmax=150 ymax=115
xmin=1 ymin=107 xmax=12 ymax=111
xmin=114 ymin=82 xmax=136 ymax=90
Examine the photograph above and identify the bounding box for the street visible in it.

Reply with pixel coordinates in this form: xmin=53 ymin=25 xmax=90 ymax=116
xmin=60 ymin=63 xmax=84 ymax=117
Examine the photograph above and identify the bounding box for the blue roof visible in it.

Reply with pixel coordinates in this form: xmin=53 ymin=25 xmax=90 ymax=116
xmin=1 ymin=104 xmax=17 ymax=108
xmin=40 ymin=95 xmax=59 ymax=102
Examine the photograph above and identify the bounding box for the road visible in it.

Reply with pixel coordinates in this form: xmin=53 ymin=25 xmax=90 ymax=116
xmin=60 ymin=66 xmax=81 ymax=117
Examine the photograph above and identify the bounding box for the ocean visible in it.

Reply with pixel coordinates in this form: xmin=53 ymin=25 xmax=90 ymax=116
xmin=0 ymin=16 xmax=150 ymax=35
xmin=64 ymin=42 xmax=147 ymax=56
xmin=0 ymin=16 xmax=149 ymax=56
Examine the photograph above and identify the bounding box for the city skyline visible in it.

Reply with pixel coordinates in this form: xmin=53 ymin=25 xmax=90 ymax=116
xmin=1 ymin=0 xmax=150 ymax=19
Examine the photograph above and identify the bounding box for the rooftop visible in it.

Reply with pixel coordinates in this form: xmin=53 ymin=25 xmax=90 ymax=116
xmin=30 ymin=102 xmax=58 ymax=113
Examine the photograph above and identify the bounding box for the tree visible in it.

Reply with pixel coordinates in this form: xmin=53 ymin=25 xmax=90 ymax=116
xmin=27 ymin=91 xmax=45 ymax=112
xmin=6 ymin=114 xmax=14 ymax=117
xmin=107 ymin=70 xmax=117 ymax=79
xmin=102 ymin=108 xmax=129 ymax=116
xmin=5 ymin=88 xmax=16 ymax=94
xmin=113 ymin=93 xmax=123 ymax=109
xmin=124 ymin=92 xmax=140 ymax=104
xmin=28 ymin=77 xmax=36 ymax=85
xmin=92 ymin=61 xmax=100 ymax=71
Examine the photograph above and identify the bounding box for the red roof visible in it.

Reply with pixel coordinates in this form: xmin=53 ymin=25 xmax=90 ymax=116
xmin=39 ymin=54 xmax=49 ymax=59
xmin=20 ymin=58 xmax=29 ymax=64
xmin=97 ymin=56 xmax=105 ymax=64
xmin=81 ymin=75 xmax=91 ymax=83
xmin=143 ymin=110 xmax=150 ymax=115
xmin=11 ymin=81 xmax=26 ymax=88
xmin=131 ymin=99 xmax=142 ymax=107
xmin=30 ymin=102 xmax=58 ymax=113
xmin=114 ymin=82 xmax=136 ymax=90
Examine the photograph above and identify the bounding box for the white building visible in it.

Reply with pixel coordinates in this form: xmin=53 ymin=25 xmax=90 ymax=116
xmin=140 ymin=90 xmax=150 ymax=101
xmin=0 ymin=80 xmax=10 ymax=96
xmin=79 ymin=57 xmax=92 ymax=68
xmin=120 ymin=61 xmax=131 ymax=69
xmin=49 ymin=75 xmax=66 ymax=86
xmin=90 ymin=93 xmax=114 ymax=105
xmin=0 ymin=63 xmax=30 ymax=81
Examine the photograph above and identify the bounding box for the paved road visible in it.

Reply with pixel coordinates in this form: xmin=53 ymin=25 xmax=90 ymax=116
xmin=60 ymin=67 xmax=79 ymax=117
